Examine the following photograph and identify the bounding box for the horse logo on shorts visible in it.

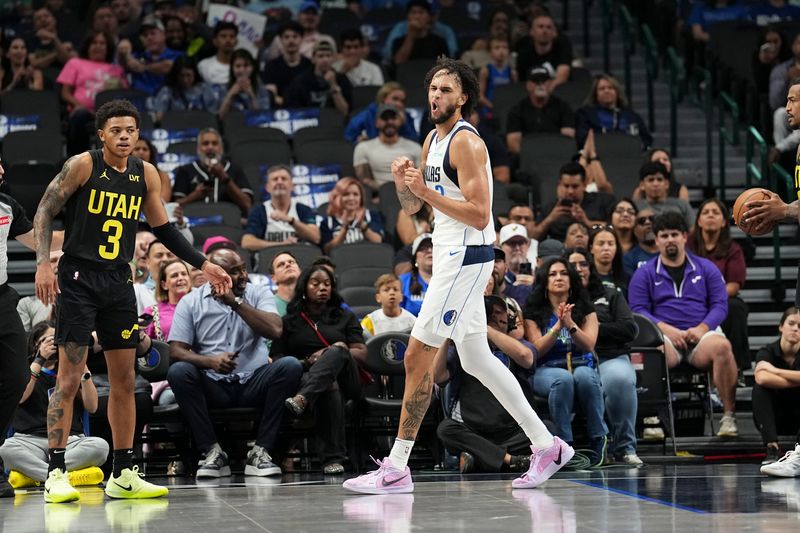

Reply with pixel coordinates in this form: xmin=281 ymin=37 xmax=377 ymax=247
xmin=443 ymin=310 xmax=457 ymax=326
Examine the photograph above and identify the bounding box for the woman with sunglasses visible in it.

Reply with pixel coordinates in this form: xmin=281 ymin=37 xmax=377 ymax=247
xmin=622 ymin=207 xmax=659 ymax=275
xmin=589 ymin=226 xmax=630 ymax=298
xmin=566 ymin=248 xmax=641 ymax=466
xmin=609 ymin=199 xmax=638 ymax=255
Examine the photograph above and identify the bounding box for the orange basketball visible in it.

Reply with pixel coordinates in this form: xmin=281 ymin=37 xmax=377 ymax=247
xmin=732 ymin=188 xmax=776 ymax=236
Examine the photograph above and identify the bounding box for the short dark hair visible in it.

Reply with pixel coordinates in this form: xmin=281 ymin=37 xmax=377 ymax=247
xmin=278 ymin=20 xmax=304 ymax=37
xmin=213 ymin=21 xmax=238 ymax=37
xmin=423 ymin=57 xmax=480 ymax=118
xmin=559 ymin=161 xmax=586 ymax=181
xmin=652 ymin=211 xmax=688 ymax=234
xmin=79 ymin=31 xmax=114 ymax=63
xmin=95 ymin=99 xmax=141 ymax=130
xmin=339 ymin=28 xmax=365 ymax=47
xmin=269 ymin=250 xmax=298 ymax=275
xmin=146 ymin=239 xmax=164 ymax=256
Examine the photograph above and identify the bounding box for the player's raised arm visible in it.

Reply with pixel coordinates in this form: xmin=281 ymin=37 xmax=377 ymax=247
xmin=33 ymin=153 xmax=92 ymax=304
xmin=393 ymin=131 xmax=431 ymax=215
xmin=140 ymin=161 xmax=232 ymax=293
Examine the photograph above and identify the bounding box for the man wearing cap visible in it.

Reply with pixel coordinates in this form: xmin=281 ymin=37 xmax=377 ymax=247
xmin=514 ymin=13 xmax=573 ymax=91
xmin=198 ymin=21 xmax=238 ymax=85
xmin=389 ymin=0 xmax=451 ymax=66
xmin=354 ymin=104 xmax=423 ymax=193
xmin=117 ymin=15 xmax=183 ymax=95
xmin=285 ymin=41 xmax=353 ymax=116
xmin=498 ymin=224 xmax=537 ymax=307
xmin=623 ymin=207 xmax=659 ymax=274
xmin=506 ymin=66 xmax=575 ymax=155
xmin=634 ymin=161 xmax=695 ymax=229
xmin=399 ymin=233 xmax=433 ymax=317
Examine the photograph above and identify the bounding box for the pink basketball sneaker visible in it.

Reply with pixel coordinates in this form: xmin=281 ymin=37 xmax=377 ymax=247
xmin=512 ymin=437 xmax=574 ymax=489
xmin=342 ymin=457 xmax=414 ymax=495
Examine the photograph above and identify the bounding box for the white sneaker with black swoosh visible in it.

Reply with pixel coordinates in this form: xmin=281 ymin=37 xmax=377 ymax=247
xmin=44 ymin=468 xmax=80 ymax=503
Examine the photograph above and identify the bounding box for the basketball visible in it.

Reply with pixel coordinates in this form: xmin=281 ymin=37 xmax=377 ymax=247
xmin=732 ymin=188 xmax=776 ymax=236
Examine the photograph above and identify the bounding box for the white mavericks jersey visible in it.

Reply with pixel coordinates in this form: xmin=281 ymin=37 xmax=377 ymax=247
xmin=423 ymin=119 xmax=495 ymax=246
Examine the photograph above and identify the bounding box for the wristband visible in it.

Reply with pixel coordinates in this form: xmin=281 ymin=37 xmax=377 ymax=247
xmin=81 ymin=371 xmax=92 ymax=383
xmin=30 ymin=369 xmax=40 ymax=381
xmin=33 ymin=355 xmax=47 ymax=367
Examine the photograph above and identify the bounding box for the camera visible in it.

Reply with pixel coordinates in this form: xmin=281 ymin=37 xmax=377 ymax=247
xmin=518 ymin=262 xmax=532 ymax=276
xmin=559 ymin=198 xmax=574 ymax=207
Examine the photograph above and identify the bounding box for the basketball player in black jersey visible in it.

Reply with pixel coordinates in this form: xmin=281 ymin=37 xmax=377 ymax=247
xmin=33 ymin=100 xmax=232 ymax=503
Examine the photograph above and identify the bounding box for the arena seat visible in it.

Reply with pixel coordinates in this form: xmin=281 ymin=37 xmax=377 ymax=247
xmin=160 ymin=110 xmax=218 ymax=132
xmin=329 ymin=242 xmax=394 ymax=271
xmin=491 ymin=83 xmax=527 ymax=134
xmin=518 ymin=133 xmax=579 ymax=207
xmin=338 ymin=267 xmax=391 ymax=289
xmin=339 ymin=286 xmax=380 ymax=307
xmin=5 ymin=162 xmax=57 ymax=215
xmin=2 ymin=131 xmax=63 ymax=166
xmin=183 ymin=201 xmax=242 ymax=227
xmin=293 ymin=140 xmax=354 ymax=177
xmin=230 ymin=139 xmax=293 ymax=166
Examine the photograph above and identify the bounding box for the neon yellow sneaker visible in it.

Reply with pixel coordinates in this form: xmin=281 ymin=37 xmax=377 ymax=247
xmin=104 ymin=466 xmax=168 ymax=499
xmin=8 ymin=470 xmax=39 ymax=489
xmin=68 ymin=466 xmax=104 ymax=487
xmin=44 ymin=469 xmax=80 ymax=503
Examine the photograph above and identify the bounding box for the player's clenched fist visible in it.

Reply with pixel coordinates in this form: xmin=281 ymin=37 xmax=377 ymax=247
xmin=391 ymin=156 xmax=413 ymax=185
xmin=404 ymin=166 xmax=427 ymax=198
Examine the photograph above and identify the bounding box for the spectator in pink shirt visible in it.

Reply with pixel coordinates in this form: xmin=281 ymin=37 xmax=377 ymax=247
xmin=56 ymin=30 xmax=127 ymax=155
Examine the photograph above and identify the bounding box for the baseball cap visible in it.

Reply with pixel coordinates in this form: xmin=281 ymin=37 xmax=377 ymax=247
xmin=527 ymin=66 xmax=553 ymax=83
xmin=299 ymin=1 xmax=320 ymax=13
xmin=202 ymin=235 xmax=237 ymax=255
xmin=493 ymin=245 xmax=506 ymax=261
xmin=537 ymin=238 xmax=565 ymax=261
xmin=140 ymin=15 xmax=165 ymax=33
xmin=378 ymin=103 xmax=400 ymax=118
xmin=411 ymin=233 xmax=433 ymax=256
xmin=499 ymin=224 xmax=529 ymax=245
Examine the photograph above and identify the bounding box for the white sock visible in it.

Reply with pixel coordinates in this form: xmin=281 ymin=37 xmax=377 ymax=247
xmin=388 ymin=438 xmax=415 ymax=470
xmin=454 ymin=334 xmax=554 ymax=449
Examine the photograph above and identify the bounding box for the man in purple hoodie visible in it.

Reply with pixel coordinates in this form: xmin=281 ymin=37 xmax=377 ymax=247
xmin=628 ymin=212 xmax=739 ymax=438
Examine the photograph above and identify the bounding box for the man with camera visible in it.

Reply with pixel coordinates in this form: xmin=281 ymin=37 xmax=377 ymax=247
xmin=434 ymin=295 xmax=537 ymax=473
xmin=172 ymin=128 xmax=254 ymax=217
xmin=531 ymin=161 xmax=615 ymax=242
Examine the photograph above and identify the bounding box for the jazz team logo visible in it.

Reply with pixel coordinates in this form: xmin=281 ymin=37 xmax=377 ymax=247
xmin=121 ymin=324 xmax=139 ymax=340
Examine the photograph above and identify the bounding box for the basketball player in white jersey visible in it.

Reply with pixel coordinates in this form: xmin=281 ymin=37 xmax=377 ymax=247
xmin=344 ymin=58 xmax=573 ymax=494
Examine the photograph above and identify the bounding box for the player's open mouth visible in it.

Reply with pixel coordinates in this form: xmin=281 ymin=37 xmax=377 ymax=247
xmin=431 ymin=102 xmax=439 ymax=113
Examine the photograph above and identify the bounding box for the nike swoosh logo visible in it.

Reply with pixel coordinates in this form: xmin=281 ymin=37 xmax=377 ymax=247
xmin=449 ymin=250 xmax=460 ymax=256
xmin=114 ymin=481 xmax=133 ymax=491
xmin=380 ymin=473 xmax=408 ymax=487
xmin=654 ymin=281 xmax=663 ymax=286
xmin=553 ymin=447 xmax=563 ymax=466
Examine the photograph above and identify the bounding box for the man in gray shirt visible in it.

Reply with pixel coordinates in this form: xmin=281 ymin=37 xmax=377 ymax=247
xmin=634 ymin=161 xmax=695 ymax=229
xmin=167 ymin=249 xmax=302 ymax=478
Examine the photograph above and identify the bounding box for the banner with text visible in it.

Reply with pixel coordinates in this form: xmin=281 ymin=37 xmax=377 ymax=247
xmin=206 ymin=5 xmax=267 ymax=56
xmin=259 ymin=163 xmax=340 ymax=209
xmin=244 ymin=108 xmax=320 ymax=135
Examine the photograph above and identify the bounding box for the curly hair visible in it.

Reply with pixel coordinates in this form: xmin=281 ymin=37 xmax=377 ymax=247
xmin=286 ymin=265 xmax=345 ymax=321
xmin=423 ymin=57 xmax=480 ymax=118
xmin=95 ymin=99 xmax=140 ymax=130
xmin=524 ymin=257 xmax=593 ymax=333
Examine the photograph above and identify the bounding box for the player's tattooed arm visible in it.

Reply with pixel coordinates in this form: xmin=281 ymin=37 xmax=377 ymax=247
xmin=33 ymin=154 xmax=89 ymax=264
xmin=397 ymin=185 xmax=424 ymax=214
xmin=786 ymin=200 xmax=800 ymax=222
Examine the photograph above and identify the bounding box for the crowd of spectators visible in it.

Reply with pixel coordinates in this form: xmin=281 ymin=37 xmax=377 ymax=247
xmin=0 ymin=0 xmax=785 ymax=481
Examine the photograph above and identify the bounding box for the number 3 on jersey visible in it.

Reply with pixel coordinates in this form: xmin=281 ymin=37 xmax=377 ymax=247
xmin=99 ymin=219 xmax=123 ymax=260
xmin=434 ymin=184 xmax=445 ymax=196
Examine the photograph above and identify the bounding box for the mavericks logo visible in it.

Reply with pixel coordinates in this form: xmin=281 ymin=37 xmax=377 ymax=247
xmin=443 ymin=310 xmax=457 ymax=326
xmin=121 ymin=324 xmax=139 ymax=340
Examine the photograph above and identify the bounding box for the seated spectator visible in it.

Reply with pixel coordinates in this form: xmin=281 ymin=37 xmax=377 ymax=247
xmin=167 ymin=249 xmax=302 ymax=478
xmin=269 ymin=251 xmax=302 ymax=316
xmin=688 ymin=198 xmax=750 ymax=370
xmin=750 ymin=0 xmax=800 ymax=26
xmin=345 ymin=82 xmax=418 ymax=143
xmin=17 ymin=250 xmax=61 ymax=332
xmin=478 ymin=34 xmax=517 ymax=118
xmin=513 ymin=13 xmax=572 ymax=91
xmin=197 ymin=21 xmax=238 ymax=85
xmin=524 ymin=257 xmax=608 ymax=465
xmin=396 ymin=203 xmax=434 ymax=252
xmin=334 ymin=28 xmax=384 ymax=87
xmin=353 ymin=104 xmax=422 ymax=193
xmin=117 ymin=16 xmax=182 ymax=96
xmin=26 ymin=6 xmax=75 ymax=70
xmin=499 ymin=223 xmax=536 ymax=295
xmin=134 ymin=239 xmax=176 ymax=315
xmin=623 ymin=208 xmax=658 ymax=274
xmin=133 ymin=138 xmax=172 ymax=203
xmin=575 ymin=74 xmax=652 ymax=149
xmin=754 ymin=27 xmax=790 ymax=98
xmin=261 ymin=21 xmax=313 ymax=107
xmin=435 ymin=295 xmax=535 ymax=473
xmin=150 ymin=56 xmax=214 ymax=122
xmin=564 ymin=221 xmax=589 ymax=250
xmin=286 ymin=41 xmax=353 ymax=117
xmin=589 ymin=226 xmax=630 ymax=297
xmin=460 ymin=36 xmax=490 ymax=71
xmin=577 ymin=129 xmax=613 ymax=194
xmin=172 ymin=128 xmax=254 ymax=216
xmin=0 ymin=321 xmax=107 ymax=489
xmin=506 ymin=205 xmax=537 ymax=254
xmin=770 ymin=32 xmax=800 ymax=112
xmin=633 ymin=149 xmax=690 ymax=202
xmin=91 ymin=4 xmax=120 ymax=45
xmin=384 ymin=0 xmax=455 ymax=65
xmin=142 ymin=260 xmax=192 ymax=343
xmin=689 ymin=1 xmax=747 ymax=45
xmin=628 ymin=212 xmax=739 ymax=437
xmin=754 ymin=307 xmax=800 ymax=468
xmin=610 ymin=198 xmax=638 ymax=255
xmin=491 ymin=244 xmax=529 ymax=311
xmin=361 ymin=274 xmax=417 ymax=338
xmin=320 ymin=177 xmax=384 ymax=254
xmin=634 ymin=161 xmax=695 ymax=229
xmin=0 ymin=36 xmax=43 ymax=92
xmin=57 ymin=30 xmax=127 ymax=156
xmin=262 ymin=1 xmax=337 ymax=62
xmin=400 ymin=233 xmax=432 ymax=316
xmin=566 ymin=249 xmax=641 ymax=465
xmin=208 ymin=49 xmax=271 ymax=119
xmin=532 ymin=162 xmax=616 ymax=242
xmin=535 ymin=238 xmax=566 ymax=267
xmin=242 ymin=164 xmax=321 ymax=251
xmin=272 ymin=264 xmax=366 ymax=475
xmin=133 ymin=230 xmax=156 ymax=284
xmin=163 ymin=15 xmax=191 ymax=55
xmin=505 ymin=66 xmax=575 ymax=155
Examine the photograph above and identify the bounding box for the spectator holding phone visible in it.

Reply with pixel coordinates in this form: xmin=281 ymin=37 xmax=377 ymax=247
xmin=532 ymin=162 xmax=616 ymax=242
xmin=498 ymin=225 xmax=535 ymax=309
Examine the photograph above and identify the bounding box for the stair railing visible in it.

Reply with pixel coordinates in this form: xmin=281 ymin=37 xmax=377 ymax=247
xmin=619 ymin=4 xmax=635 ymax=100
xmin=641 ymin=24 xmax=659 ymax=133
xmin=601 ymin=0 xmax=615 ymax=73
xmin=666 ymin=47 xmax=684 ymax=157
xmin=718 ymin=91 xmax=739 ymax=200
